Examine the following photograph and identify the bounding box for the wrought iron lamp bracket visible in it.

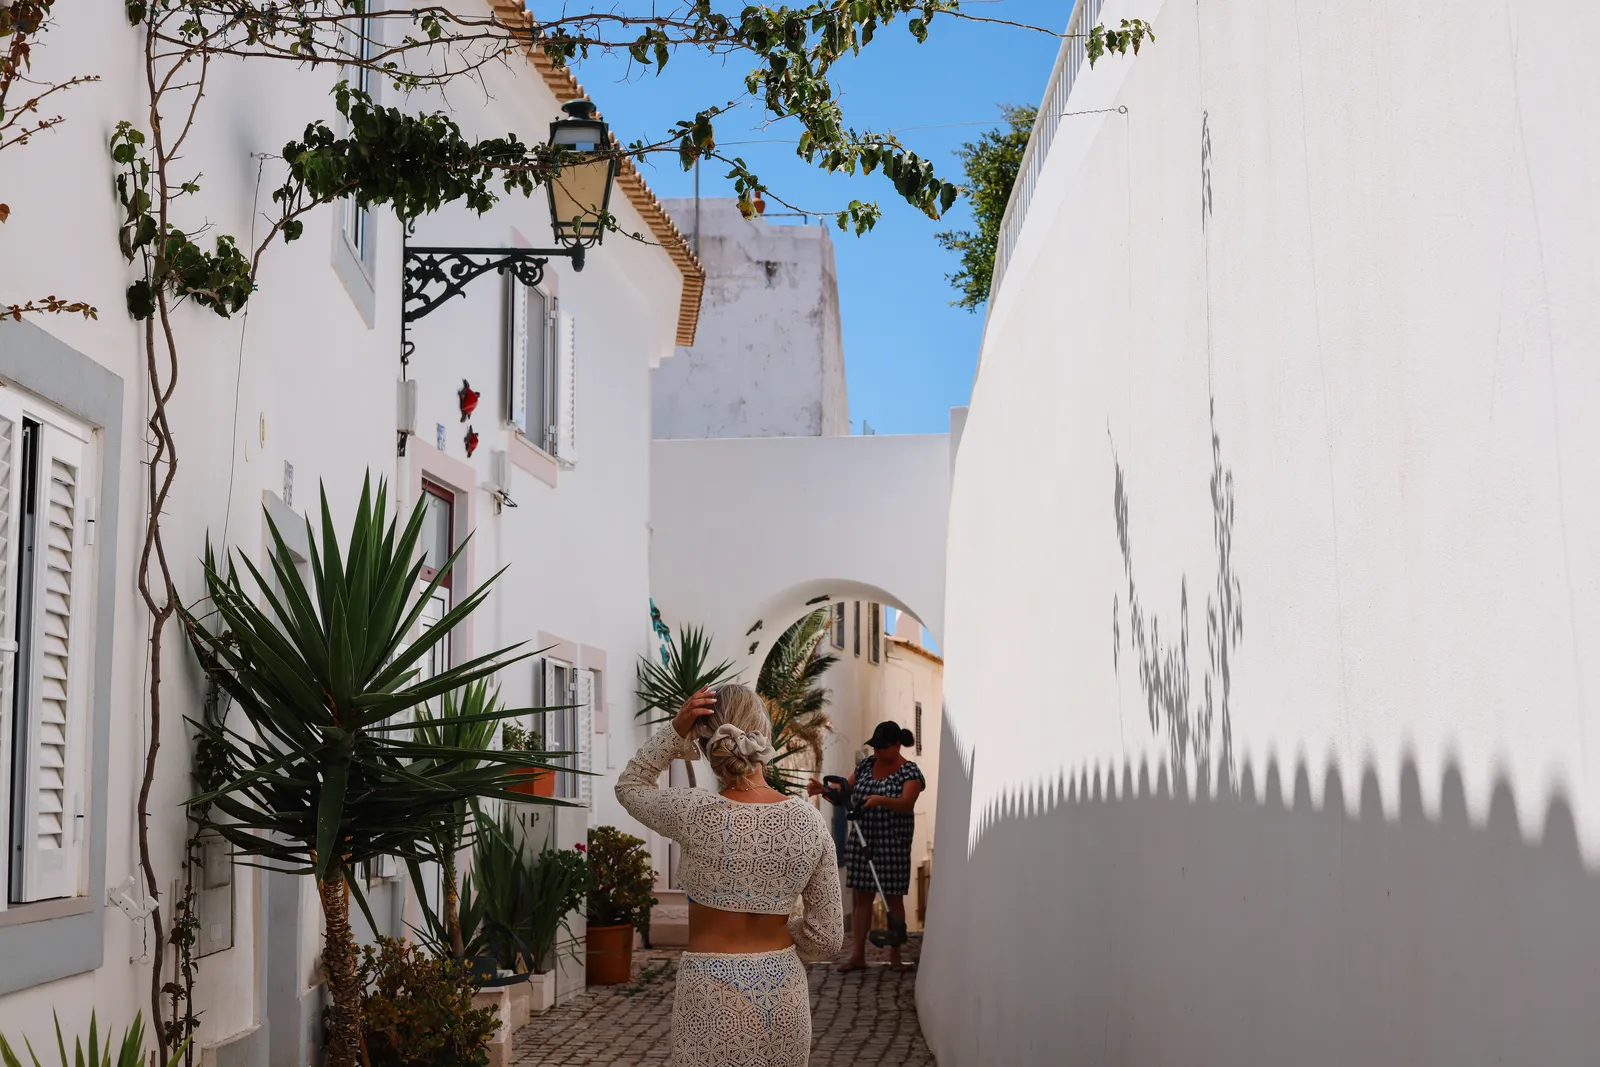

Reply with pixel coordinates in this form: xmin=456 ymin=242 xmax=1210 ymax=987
xmin=402 ymin=245 xmax=584 ymax=329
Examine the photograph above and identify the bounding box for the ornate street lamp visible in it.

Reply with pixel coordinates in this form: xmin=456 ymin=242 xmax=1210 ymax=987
xmin=400 ymin=99 xmax=619 ymax=356
xmin=546 ymin=100 xmax=618 ymax=250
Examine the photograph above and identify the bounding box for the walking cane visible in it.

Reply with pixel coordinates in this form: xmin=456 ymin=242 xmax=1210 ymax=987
xmin=821 ymin=776 xmax=909 ymax=949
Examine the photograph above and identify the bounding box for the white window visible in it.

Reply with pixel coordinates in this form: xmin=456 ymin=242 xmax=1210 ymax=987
xmin=0 ymin=389 xmax=96 ymax=906
xmin=540 ymin=660 xmax=592 ymax=802
xmin=507 ymin=281 xmax=577 ymax=465
xmin=508 ymin=280 xmax=553 ymax=453
xmin=416 ymin=480 xmax=455 ymax=681
xmin=338 ymin=13 xmax=377 ymax=270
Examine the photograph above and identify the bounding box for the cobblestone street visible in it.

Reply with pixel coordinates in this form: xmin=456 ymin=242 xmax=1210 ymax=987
xmin=510 ymin=938 xmax=935 ymax=1066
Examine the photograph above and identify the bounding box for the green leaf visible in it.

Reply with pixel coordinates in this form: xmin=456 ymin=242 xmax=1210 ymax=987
xmin=125 ymin=280 xmax=155 ymax=320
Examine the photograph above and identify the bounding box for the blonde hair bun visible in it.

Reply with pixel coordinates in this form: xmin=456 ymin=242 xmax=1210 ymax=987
xmin=693 ymin=684 xmax=778 ymax=784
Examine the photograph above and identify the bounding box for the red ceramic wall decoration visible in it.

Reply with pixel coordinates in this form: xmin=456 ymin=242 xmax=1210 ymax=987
xmin=464 ymin=425 xmax=480 ymax=457
xmin=458 ymin=379 xmax=480 ymax=422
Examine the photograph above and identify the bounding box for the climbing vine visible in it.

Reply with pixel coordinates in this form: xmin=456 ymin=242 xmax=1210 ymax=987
xmin=109 ymin=1 xmax=1153 ymax=1061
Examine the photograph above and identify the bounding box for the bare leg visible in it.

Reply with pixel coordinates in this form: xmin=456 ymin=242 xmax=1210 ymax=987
xmin=886 ymin=896 xmax=910 ymax=970
xmin=839 ymin=889 xmax=873 ymax=971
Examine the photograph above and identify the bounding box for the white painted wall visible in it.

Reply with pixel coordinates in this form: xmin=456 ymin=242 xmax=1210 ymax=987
xmin=652 ymin=199 xmax=848 ymax=439
xmin=0 ymin=0 xmax=683 ymax=1052
xmin=920 ymin=0 xmax=1600 ymax=1064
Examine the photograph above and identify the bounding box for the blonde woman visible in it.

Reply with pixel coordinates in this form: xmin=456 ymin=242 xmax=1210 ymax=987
xmin=617 ymin=684 xmax=843 ymax=1067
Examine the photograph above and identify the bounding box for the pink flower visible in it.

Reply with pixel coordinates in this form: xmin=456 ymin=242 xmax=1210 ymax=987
xmin=574 ymin=843 xmax=587 ymax=853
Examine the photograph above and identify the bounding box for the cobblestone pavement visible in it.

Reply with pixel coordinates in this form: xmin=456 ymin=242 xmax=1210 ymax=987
xmin=510 ymin=937 xmax=935 ymax=1066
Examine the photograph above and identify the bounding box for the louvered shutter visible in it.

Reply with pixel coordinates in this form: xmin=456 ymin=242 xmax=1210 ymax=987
xmin=553 ymin=304 xmax=577 ymax=464
xmin=0 ymin=393 xmax=24 ymax=895
xmin=18 ymin=418 xmax=90 ymax=901
xmin=576 ymin=669 xmax=595 ymax=806
xmin=506 ymin=276 xmax=529 ymax=434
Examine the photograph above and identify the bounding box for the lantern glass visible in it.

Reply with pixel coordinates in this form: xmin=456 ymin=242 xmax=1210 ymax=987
xmin=547 ymin=103 xmax=617 ymax=247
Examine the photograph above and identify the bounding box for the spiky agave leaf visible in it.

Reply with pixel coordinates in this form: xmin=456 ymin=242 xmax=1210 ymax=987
xmin=181 ymin=473 xmax=573 ymax=886
xmin=634 ymin=623 xmax=738 ymax=726
xmin=0 ymin=1013 xmax=182 ymax=1067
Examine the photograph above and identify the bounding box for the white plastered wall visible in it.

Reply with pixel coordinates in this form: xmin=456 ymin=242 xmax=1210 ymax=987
xmin=919 ymin=0 xmax=1600 ymax=1063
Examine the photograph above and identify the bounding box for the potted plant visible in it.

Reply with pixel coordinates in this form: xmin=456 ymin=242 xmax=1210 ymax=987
xmin=522 ymin=842 xmax=589 ymax=1012
xmin=356 ymin=938 xmax=500 ymax=1067
xmin=502 ymin=722 xmax=556 ymax=798
xmin=584 ymin=826 xmax=656 ymax=985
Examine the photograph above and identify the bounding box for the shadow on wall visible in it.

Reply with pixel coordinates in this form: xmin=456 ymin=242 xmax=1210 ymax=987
xmin=919 ymin=715 xmax=1600 ymax=1067
xmin=1111 ymin=398 xmax=1242 ymax=794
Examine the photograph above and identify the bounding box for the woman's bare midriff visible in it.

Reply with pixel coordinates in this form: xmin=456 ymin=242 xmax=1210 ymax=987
xmin=687 ymin=901 xmax=794 ymax=953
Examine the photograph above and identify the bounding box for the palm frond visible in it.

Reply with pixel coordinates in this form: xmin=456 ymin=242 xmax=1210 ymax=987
xmin=757 ymin=610 xmax=836 ymax=794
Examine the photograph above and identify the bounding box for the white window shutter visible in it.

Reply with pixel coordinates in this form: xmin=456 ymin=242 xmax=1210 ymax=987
xmin=576 ymin=669 xmax=595 ymax=805
xmin=506 ymin=278 xmax=529 ymax=434
xmin=19 ymin=418 xmax=90 ymax=901
xmin=554 ymin=305 xmax=577 ymax=464
xmin=0 ymin=394 xmax=24 ymax=889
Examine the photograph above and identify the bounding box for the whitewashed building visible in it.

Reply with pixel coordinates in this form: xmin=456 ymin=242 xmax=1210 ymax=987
xmin=0 ymin=1 xmax=702 ymax=1060
xmin=920 ymin=0 xmax=1600 ymax=1064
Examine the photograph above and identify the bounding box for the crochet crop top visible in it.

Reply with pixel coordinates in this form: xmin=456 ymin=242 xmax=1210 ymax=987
xmin=615 ymin=726 xmax=844 ymax=962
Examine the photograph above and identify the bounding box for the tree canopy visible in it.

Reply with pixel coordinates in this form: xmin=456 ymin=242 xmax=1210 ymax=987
xmin=934 ymin=103 xmax=1036 ymax=311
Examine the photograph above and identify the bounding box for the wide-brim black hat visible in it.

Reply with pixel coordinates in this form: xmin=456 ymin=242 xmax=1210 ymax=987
xmin=867 ymin=720 xmax=915 ymax=749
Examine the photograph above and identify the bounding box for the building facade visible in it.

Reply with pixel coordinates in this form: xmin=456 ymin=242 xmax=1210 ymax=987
xmin=0 ymin=1 xmax=700 ymax=1059
xmin=651 ymin=200 xmax=849 ymax=440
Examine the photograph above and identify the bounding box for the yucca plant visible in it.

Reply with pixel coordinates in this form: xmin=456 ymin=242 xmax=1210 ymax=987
xmin=757 ymin=610 xmax=836 ymax=793
xmin=635 ymin=623 xmax=737 ymax=788
xmin=406 ymin=679 xmax=567 ymax=960
xmin=182 ymin=475 xmax=560 ymax=1067
xmin=0 ymin=1012 xmax=182 ymax=1067
xmin=635 ymin=623 xmax=738 ymax=727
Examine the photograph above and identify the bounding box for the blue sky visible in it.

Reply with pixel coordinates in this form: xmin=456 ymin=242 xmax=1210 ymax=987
xmin=564 ymin=1 xmax=1067 ymax=434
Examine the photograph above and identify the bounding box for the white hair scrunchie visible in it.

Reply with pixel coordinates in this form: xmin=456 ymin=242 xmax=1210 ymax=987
xmin=707 ymin=723 xmax=773 ymax=761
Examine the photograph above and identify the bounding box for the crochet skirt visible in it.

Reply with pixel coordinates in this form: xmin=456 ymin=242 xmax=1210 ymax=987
xmin=672 ymin=947 xmax=811 ymax=1066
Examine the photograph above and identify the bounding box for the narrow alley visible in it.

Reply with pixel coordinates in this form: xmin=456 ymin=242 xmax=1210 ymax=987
xmin=511 ymin=939 xmax=935 ymax=1067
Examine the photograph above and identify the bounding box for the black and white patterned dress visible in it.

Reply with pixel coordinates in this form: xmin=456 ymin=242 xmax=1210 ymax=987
xmin=842 ymin=755 xmax=925 ymax=895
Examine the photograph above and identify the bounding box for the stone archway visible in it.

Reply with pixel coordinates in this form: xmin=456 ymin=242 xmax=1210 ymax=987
xmin=649 ymin=432 xmax=951 ymax=674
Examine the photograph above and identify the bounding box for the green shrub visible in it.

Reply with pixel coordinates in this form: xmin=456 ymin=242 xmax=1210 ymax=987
xmin=357 ymin=938 xmax=499 ymax=1067
xmin=585 ymin=825 xmax=656 ymax=929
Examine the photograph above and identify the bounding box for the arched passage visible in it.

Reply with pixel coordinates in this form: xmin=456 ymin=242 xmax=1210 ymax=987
xmin=649 ymin=432 xmax=951 ymax=675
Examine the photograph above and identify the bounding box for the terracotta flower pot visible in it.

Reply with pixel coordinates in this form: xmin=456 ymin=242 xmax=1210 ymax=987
xmin=585 ymin=923 xmax=635 ymax=986
xmin=509 ymin=767 xmax=556 ymax=798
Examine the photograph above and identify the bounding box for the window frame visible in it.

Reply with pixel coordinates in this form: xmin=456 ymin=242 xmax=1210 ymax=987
xmin=914 ymin=703 xmax=923 ymax=755
xmin=831 ymin=603 xmax=845 ymax=649
xmin=507 ymin=276 xmax=556 ymax=457
xmin=853 ymin=602 xmax=861 ymax=658
xmin=868 ymin=603 xmax=882 ymax=665
xmin=330 ymin=9 xmax=380 ymax=324
xmin=0 ymin=320 xmax=124 ymax=995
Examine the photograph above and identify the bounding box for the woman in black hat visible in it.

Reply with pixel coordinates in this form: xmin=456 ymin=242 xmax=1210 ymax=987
xmin=807 ymin=720 xmax=924 ymax=971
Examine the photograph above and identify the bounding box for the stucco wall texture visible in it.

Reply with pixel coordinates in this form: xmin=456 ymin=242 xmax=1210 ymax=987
xmin=654 ymin=199 xmax=849 ymax=439
xmin=919 ymin=0 xmax=1600 ymax=1063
